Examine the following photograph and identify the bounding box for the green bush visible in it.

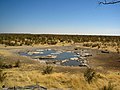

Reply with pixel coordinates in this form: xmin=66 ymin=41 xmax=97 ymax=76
xmin=84 ymin=68 xmax=96 ymax=84
xmin=92 ymin=44 xmax=99 ymax=48
xmin=2 ymin=64 xmax=13 ymax=69
xmin=83 ymin=43 xmax=92 ymax=47
xmin=42 ymin=66 xmax=53 ymax=75
xmin=0 ymin=60 xmax=12 ymax=69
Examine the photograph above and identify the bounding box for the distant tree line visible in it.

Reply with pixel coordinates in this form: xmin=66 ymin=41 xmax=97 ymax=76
xmin=0 ymin=34 xmax=120 ymax=46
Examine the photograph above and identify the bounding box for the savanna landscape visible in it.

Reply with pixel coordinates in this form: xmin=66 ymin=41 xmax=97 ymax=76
xmin=0 ymin=34 xmax=120 ymax=90
xmin=0 ymin=0 xmax=120 ymax=90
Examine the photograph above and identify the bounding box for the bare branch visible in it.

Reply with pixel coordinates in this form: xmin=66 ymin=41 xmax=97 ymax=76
xmin=99 ymin=0 xmax=120 ymax=5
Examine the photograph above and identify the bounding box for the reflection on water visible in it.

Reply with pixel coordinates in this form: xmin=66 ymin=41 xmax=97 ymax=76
xmin=19 ymin=49 xmax=80 ymax=66
xmin=63 ymin=60 xmax=80 ymax=66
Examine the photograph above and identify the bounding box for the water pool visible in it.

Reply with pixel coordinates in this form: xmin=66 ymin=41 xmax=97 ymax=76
xmin=19 ymin=49 xmax=81 ymax=66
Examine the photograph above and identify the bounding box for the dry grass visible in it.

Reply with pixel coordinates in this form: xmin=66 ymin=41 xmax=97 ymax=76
xmin=0 ymin=50 xmax=13 ymax=56
xmin=0 ymin=64 xmax=119 ymax=90
xmin=0 ymin=46 xmax=120 ymax=90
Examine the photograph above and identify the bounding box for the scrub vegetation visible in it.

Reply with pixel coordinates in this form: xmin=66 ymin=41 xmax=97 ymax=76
xmin=0 ymin=34 xmax=120 ymax=46
xmin=1 ymin=62 xmax=120 ymax=90
xmin=0 ymin=34 xmax=119 ymax=53
xmin=0 ymin=49 xmax=120 ymax=90
xmin=0 ymin=34 xmax=120 ymax=89
xmin=42 ymin=65 xmax=53 ymax=75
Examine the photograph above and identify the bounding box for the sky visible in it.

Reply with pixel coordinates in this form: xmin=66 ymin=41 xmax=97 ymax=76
xmin=0 ymin=0 xmax=120 ymax=35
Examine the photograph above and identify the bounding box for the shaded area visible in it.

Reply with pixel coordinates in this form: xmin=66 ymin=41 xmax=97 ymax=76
xmin=2 ymin=84 xmax=47 ymax=90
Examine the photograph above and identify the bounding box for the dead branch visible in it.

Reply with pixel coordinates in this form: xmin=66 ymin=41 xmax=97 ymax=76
xmin=99 ymin=0 xmax=120 ymax=5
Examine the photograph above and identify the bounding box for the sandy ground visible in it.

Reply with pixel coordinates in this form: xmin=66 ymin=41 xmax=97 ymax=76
xmin=0 ymin=44 xmax=120 ymax=71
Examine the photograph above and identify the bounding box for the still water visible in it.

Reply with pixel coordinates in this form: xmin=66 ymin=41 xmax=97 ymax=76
xmin=19 ymin=49 xmax=81 ymax=66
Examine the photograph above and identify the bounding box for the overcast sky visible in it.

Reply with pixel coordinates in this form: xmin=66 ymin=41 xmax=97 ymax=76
xmin=0 ymin=0 xmax=120 ymax=35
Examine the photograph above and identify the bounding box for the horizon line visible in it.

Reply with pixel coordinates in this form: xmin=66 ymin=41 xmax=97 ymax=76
xmin=0 ymin=32 xmax=120 ymax=36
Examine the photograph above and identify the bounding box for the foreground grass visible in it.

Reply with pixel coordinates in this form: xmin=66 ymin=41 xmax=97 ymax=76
xmin=0 ymin=48 xmax=120 ymax=90
xmin=0 ymin=64 xmax=119 ymax=90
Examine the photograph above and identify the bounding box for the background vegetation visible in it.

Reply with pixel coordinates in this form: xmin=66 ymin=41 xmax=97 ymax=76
xmin=0 ymin=34 xmax=120 ymax=89
xmin=0 ymin=34 xmax=120 ymax=46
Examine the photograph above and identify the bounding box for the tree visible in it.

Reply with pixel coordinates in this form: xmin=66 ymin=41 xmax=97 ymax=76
xmin=99 ymin=0 xmax=120 ymax=5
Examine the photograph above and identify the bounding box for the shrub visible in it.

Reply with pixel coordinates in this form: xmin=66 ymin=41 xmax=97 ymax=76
xmin=0 ymin=60 xmax=12 ymax=69
xmin=83 ymin=43 xmax=92 ymax=47
xmin=92 ymin=44 xmax=99 ymax=48
xmin=84 ymin=68 xmax=96 ymax=84
xmin=2 ymin=64 xmax=13 ymax=69
xmin=74 ymin=48 xmax=78 ymax=50
xmin=42 ymin=66 xmax=53 ymax=75
xmin=116 ymin=48 xmax=119 ymax=54
xmin=74 ymin=47 xmax=81 ymax=50
xmin=0 ymin=69 xmax=7 ymax=83
xmin=14 ymin=60 xmax=20 ymax=67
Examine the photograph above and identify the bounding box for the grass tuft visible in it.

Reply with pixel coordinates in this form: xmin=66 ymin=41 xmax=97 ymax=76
xmin=42 ymin=65 xmax=53 ymax=75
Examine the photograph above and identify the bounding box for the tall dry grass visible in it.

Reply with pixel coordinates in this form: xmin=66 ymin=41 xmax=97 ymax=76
xmin=1 ymin=64 xmax=120 ymax=90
